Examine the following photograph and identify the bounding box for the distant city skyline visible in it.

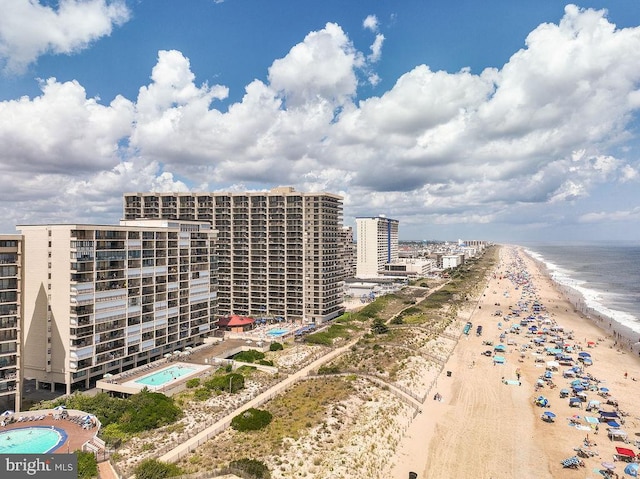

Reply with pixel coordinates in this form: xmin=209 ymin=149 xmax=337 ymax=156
xmin=1 ymin=1 xmax=640 ymax=242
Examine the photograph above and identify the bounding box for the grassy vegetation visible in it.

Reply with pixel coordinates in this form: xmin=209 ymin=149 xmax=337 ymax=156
xmin=177 ymin=377 xmax=355 ymax=472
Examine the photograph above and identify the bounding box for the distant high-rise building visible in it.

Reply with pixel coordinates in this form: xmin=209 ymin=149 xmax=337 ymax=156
xmin=356 ymin=216 xmax=399 ymax=278
xmin=123 ymin=187 xmax=345 ymax=323
xmin=18 ymin=220 xmax=218 ymax=394
xmin=0 ymin=235 xmax=21 ymax=412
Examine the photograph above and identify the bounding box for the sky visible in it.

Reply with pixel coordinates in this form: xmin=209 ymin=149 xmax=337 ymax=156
xmin=1 ymin=1 xmax=640 ymax=243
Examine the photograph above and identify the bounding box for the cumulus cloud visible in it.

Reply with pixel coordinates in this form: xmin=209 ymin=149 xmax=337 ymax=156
xmin=363 ymin=15 xmax=379 ymax=32
xmin=1 ymin=4 xmax=640 ymax=239
xmin=0 ymin=0 xmax=130 ymax=74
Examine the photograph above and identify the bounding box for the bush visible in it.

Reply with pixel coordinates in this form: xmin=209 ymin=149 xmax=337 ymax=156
xmin=119 ymin=389 xmax=182 ymax=433
xmin=317 ymin=365 xmax=341 ymax=375
xmin=231 ymin=408 xmax=273 ymax=431
xmin=233 ymin=349 xmax=266 ymax=363
xmin=186 ymin=378 xmax=200 ymax=388
xmin=257 ymin=359 xmax=274 ymax=366
xmin=229 ymin=458 xmax=271 ymax=479
xmin=204 ymin=373 xmax=245 ymax=393
xmin=371 ymin=318 xmax=389 ymax=335
xmin=134 ymin=459 xmax=184 ymax=479
xmin=193 ymin=387 xmax=211 ymax=401
xmin=269 ymin=342 xmax=283 ymax=351
xmin=76 ymin=450 xmax=98 ymax=479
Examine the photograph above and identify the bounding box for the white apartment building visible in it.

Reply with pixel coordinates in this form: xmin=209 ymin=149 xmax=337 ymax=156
xmin=18 ymin=220 xmax=218 ymax=394
xmin=442 ymin=254 xmax=464 ymax=269
xmin=123 ymin=187 xmax=345 ymax=323
xmin=356 ymin=216 xmax=399 ymax=278
xmin=0 ymin=235 xmax=21 ymax=412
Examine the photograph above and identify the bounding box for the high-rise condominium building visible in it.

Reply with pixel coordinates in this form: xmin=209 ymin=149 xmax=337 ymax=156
xmin=356 ymin=216 xmax=399 ymax=278
xmin=0 ymin=235 xmax=21 ymax=412
xmin=123 ymin=187 xmax=345 ymax=323
xmin=18 ymin=220 xmax=217 ymax=394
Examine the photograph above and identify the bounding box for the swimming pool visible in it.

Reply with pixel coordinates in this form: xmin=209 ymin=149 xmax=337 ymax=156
xmin=267 ymin=328 xmax=289 ymax=337
xmin=0 ymin=426 xmax=67 ymax=454
xmin=135 ymin=365 xmax=196 ymax=387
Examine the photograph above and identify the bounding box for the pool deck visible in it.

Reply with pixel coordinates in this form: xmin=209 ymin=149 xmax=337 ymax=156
xmin=0 ymin=415 xmax=97 ymax=453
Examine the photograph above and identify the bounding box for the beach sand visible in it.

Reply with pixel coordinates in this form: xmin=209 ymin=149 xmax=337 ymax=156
xmin=388 ymin=244 xmax=640 ymax=479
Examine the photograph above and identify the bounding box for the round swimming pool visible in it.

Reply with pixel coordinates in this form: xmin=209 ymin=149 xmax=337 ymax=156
xmin=0 ymin=426 xmax=67 ymax=454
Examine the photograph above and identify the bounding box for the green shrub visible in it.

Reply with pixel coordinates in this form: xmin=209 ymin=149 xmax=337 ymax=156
xmin=134 ymin=458 xmax=184 ymax=479
xmin=231 ymin=408 xmax=273 ymax=431
xmin=186 ymin=378 xmax=200 ymax=388
xmin=257 ymin=359 xmax=274 ymax=366
xmin=193 ymin=387 xmax=211 ymax=401
xmin=229 ymin=458 xmax=271 ymax=479
xmin=97 ymin=423 xmax=128 ymax=447
xmin=269 ymin=342 xmax=283 ymax=351
xmin=233 ymin=349 xmax=266 ymax=363
xmin=119 ymin=389 xmax=182 ymax=433
xmin=76 ymin=450 xmax=98 ymax=479
xmin=317 ymin=365 xmax=341 ymax=375
xmin=204 ymin=373 xmax=244 ymax=393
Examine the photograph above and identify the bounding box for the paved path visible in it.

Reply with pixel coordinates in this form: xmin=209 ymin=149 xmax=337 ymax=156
xmin=98 ymin=460 xmax=118 ymax=479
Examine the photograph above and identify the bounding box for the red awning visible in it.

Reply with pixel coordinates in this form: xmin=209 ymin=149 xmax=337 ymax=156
xmin=615 ymin=446 xmax=636 ymax=458
xmin=218 ymin=315 xmax=255 ymax=327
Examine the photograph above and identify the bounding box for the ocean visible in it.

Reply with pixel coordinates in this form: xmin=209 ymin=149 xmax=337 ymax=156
xmin=519 ymin=241 xmax=640 ymax=346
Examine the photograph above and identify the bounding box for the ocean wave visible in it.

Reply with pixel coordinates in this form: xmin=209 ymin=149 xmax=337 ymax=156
xmin=524 ymin=248 xmax=640 ymax=338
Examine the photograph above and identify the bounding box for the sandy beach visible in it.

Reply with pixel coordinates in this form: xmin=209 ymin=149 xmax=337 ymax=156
xmin=389 ymin=245 xmax=640 ymax=479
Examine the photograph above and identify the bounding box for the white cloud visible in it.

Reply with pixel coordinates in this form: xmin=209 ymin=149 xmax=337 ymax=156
xmin=368 ymin=33 xmax=385 ymax=63
xmin=1 ymin=5 xmax=640 ymax=240
xmin=363 ymin=15 xmax=379 ymax=32
xmin=0 ymin=0 xmax=130 ymax=74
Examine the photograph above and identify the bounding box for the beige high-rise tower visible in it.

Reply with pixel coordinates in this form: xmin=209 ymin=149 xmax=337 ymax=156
xmin=123 ymin=187 xmax=345 ymax=323
xmin=18 ymin=220 xmax=218 ymax=394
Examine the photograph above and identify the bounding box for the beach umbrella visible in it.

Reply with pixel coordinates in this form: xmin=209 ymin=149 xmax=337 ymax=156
xmin=543 ymin=411 xmax=556 ymax=418
xmin=164 ymin=353 xmax=172 ymax=358
xmin=607 ymin=420 xmax=621 ymax=428
xmin=53 ymin=406 xmax=66 ymax=411
xmin=578 ymin=352 xmax=591 ymax=358
xmin=600 ymin=387 xmax=610 ymax=393
xmin=624 ymin=463 xmax=638 ymax=477
xmin=602 ymin=462 xmax=616 ymax=471
xmin=1 ymin=410 xmax=14 ymax=416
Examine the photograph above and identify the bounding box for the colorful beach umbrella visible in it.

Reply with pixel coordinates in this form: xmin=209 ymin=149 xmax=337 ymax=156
xmin=602 ymin=462 xmax=616 ymax=471
xmin=578 ymin=352 xmax=591 ymax=358
xmin=543 ymin=411 xmax=556 ymax=418
xmin=624 ymin=463 xmax=638 ymax=477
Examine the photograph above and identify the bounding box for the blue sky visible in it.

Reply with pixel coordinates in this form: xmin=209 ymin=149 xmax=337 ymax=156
xmin=1 ymin=1 xmax=640 ymax=242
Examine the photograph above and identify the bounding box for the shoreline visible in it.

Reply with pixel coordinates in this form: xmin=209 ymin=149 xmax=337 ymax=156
xmin=396 ymin=244 xmax=640 ymax=479
xmin=523 ymin=246 xmax=640 ymax=354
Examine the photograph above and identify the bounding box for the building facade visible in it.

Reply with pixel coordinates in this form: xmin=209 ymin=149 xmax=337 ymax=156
xmin=355 ymin=216 xmax=399 ymax=278
xmin=18 ymin=220 xmax=218 ymax=394
xmin=123 ymin=187 xmax=345 ymax=323
xmin=0 ymin=235 xmax=21 ymax=412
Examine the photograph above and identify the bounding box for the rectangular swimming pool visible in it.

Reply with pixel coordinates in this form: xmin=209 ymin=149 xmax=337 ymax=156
xmin=135 ymin=365 xmax=196 ymax=387
xmin=267 ymin=328 xmax=289 ymax=337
